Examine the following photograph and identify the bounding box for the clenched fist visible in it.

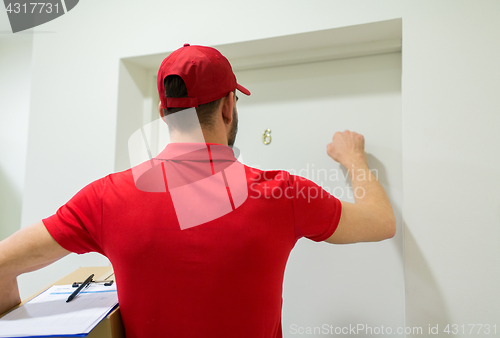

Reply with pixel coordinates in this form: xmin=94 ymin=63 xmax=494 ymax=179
xmin=326 ymin=130 xmax=366 ymax=168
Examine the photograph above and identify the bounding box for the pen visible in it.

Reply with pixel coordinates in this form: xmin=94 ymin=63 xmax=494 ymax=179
xmin=66 ymin=273 xmax=94 ymax=303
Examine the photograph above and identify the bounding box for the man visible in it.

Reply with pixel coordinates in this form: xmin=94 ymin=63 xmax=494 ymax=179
xmin=0 ymin=44 xmax=396 ymax=337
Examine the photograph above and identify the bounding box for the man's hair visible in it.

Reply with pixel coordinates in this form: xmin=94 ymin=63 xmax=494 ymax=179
xmin=163 ymin=75 xmax=222 ymax=129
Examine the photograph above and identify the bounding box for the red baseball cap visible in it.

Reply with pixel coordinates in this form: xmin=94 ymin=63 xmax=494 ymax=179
xmin=157 ymin=43 xmax=251 ymax=109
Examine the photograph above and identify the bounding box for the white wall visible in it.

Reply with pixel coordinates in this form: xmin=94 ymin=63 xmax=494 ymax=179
xmin=1 ymin=0 xmax=499 ymax=336
xmin=0 ymin=35 xmax=31 ymax=241
xmin=402 ymin=1 xmax=500 ymax=334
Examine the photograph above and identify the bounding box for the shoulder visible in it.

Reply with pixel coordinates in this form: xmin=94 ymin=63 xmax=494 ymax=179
xmin=244 ymin=165 xmax=291 ymax=184
xmin=104 ymin=168 xmax=134 ymax=186
xmin=243 ymin=165 xmax=322 ymax=188
xmin=75 ymin=169 xmax=135 ymax=199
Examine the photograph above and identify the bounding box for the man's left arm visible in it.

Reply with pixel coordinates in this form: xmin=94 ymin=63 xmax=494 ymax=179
xmin=0 ymin=221 xmax=70 ymax=314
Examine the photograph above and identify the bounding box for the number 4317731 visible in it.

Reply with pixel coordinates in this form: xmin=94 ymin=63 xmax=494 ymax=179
xmin=6 ymin=2 xmax=59 ymax=14
xmin=444 ymin=324 xmax=496 ymax=335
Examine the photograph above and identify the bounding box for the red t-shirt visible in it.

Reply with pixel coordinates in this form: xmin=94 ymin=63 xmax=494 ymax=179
xmin=43 ymin=143 xmax=342 ymax=338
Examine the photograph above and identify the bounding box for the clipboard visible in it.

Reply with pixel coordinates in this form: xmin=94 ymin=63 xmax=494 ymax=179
xmin=0 ymin=267 xmax=125 ymax=338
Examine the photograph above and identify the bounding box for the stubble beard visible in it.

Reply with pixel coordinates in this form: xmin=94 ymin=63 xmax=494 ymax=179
xmin=227 ymin=107 xmax=238 ymax=147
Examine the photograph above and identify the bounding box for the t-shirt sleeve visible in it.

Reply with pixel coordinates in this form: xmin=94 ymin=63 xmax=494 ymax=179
xmin=42 ymin=177 xmax=106 ymax=255
xmin=288 ymin=174 xmax=342 ymax=242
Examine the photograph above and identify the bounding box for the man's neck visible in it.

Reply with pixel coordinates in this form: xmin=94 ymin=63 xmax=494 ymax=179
xmin=169 ymin=130 xmax=228 ymax=146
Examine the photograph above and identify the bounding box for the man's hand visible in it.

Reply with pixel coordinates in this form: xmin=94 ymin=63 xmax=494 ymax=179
xmin=326 ymin=130 xmax=366 ymax=168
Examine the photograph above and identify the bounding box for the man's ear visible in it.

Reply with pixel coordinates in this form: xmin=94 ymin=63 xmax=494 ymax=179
xmin=158 ymin=102 xmax=165 ymax=118
xmin=221 ymin=92 xmax=234 ymax=125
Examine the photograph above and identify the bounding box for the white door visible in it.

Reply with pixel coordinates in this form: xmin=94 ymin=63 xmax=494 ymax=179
xmin=235 ymin=52 xmax=403 ymax=337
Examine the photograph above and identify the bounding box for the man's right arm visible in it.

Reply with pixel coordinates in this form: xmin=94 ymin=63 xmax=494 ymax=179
xmin=324 ymin=130 xmax=396 ymax=244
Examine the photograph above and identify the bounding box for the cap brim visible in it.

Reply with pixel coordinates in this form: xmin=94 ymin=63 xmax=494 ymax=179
xmin=236 ymin=83 xmax=251 ymax=96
